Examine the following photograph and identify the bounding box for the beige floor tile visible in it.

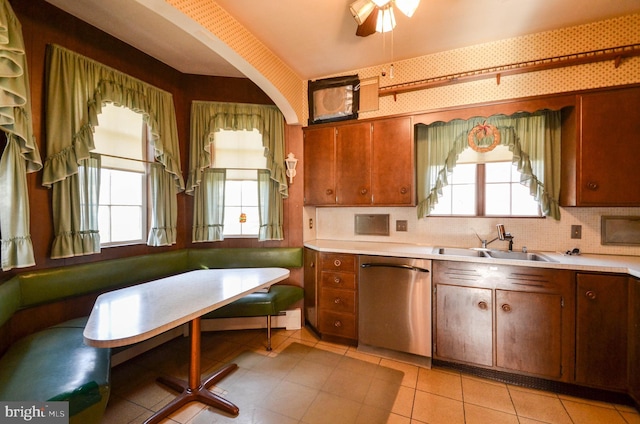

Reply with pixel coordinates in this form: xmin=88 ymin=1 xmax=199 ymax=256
xmin=322 ymin=367 xmax=374 ymax=403
xmin=363 ymin=376 xmax=412 ymax=415
xmin=416 ymin=367 xmax=463 ymax=401
xmin=462 ymin=376 xmax=515 ymax=414
xmin=621 ymin=410 xmax=640 ymax=424
xmin=412 ymin=391 xmax=465 ymax=424
xmin=379 ymin=358 xmax=420 ymax=388
xmin=562 ymin=398 xmax=628 ymax=423
xmin=259 ymin=379 xmax=319 ymax=420
xmin=302 ymin=391 xmax=362 ymax=424
xmin=283 ymin=358 xmax=334 ymax=389
xmin=509 ymin=388 xmax=573 ymax=424
xmin=464 ymin=403 xmax=519 ymax=424
xmin=356 ymin=405 xmax=403 ymax=424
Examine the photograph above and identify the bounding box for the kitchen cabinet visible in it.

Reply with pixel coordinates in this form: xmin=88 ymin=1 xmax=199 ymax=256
xmin=303 ymin=127 xmax=336 ymax=205
xmin=575 ymin=273 xmax=629 ymax=390
xmin=303 ymin=116 xmax=414 ymax=206
xmin=304 ymin=249 xmax=358 ymax=343
xmin=433 ymin=260 xmax=574 ymax=381
xmin=630 ymin=277 xmax=640 ymax=405
xmin=561 ymin=86 xmax=640 ymax=206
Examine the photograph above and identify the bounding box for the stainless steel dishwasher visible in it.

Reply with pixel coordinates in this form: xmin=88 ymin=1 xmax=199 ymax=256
xmin=358 ymin=255 xmax=432 ymax=364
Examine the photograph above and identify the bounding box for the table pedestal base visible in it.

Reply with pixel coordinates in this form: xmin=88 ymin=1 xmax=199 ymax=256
xmin=143 ymin=317 xmax=239 ymax=424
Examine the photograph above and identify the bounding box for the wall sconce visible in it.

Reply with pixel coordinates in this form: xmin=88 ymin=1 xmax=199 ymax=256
xmin=285 ymin=152 xmax=298 ymax=184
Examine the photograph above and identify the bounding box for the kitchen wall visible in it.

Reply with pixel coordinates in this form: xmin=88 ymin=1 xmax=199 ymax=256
xmin=303 ymin=13 xmax=640 ymax=257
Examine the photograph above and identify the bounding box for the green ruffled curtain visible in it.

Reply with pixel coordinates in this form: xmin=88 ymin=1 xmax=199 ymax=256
xmin=416 ymin=110 xmax=562 ymax=220
xmin=188 ymin=101 xmax=287 ymax=242
xmin=0 ymin=0 xmax=42 ymax=271
xmin=43 ymin=44 xmax=184 ymax=258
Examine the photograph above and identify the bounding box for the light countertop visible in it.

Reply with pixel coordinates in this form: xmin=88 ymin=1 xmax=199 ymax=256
xmin=304 ymin=239 xmax=640 ymax=278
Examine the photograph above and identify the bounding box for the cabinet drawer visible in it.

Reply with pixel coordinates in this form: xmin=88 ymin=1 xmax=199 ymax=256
xmin=320 ymin=288 xmax=356 ymax=314
xmin=321 ymin=271 xmax=356 ymax=290
xmin=319 ymin=311 xmax=356 ymax=339
xmin=320 ymin=253 xmax=356 ymax=272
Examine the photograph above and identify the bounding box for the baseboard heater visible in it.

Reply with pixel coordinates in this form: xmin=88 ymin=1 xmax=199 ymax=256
xmin=200 ymin=308 xmax=302 ymax=332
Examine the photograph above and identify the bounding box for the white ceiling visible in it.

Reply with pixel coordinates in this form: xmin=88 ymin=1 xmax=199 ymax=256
xmin=45 ymin=0 xmax=640 ymax=81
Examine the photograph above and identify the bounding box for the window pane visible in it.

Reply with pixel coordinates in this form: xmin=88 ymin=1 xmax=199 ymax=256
xmin=452 ymin=163 xmax=476 ymax=184
xmin=225 ymin=181 xmax=243 ymax=206
xmin=111 ymin=170 xmax=143 ymax=205
xmin=451 ymin=184 xmax=475 ymax=215
xmin=224 ymin=206 xmax=242 ymax=235
xmin=241 ymin=206 xmax=260 ymax=235
xmin=486 ymin=183 xmax=511 ymax=215
xmin=110 ymin=206 xmax=142 ymax=242
xmin=98 ymin=206 xmax=111 ymax=243
xmin=486 ymin=162 xmax=512 ymax=183
xmin=99 ymin=169 xmax=111 ymax=204
xmin=430 ymin=186 xmax=452 ymax=215
xmin=512 ymin=184 xmax=540 ymax=215
xmin=241 ymin=181 xmax=259 ymax=206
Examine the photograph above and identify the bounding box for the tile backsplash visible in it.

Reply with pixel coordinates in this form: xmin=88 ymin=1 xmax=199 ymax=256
xmin=304 ymin=206 xmax=640 ymax=257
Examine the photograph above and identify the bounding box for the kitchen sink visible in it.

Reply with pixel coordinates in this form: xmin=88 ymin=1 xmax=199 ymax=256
xmin=432 ymin=247 xmax=556 ymax=262
xmin=432 ymin=247 xmax=487 ymax=257
xmin=483 ymin=250 xmax=556 ymax=262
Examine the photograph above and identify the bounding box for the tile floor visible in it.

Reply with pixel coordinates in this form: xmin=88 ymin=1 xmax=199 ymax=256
xmin=104 ymin=326 xmax=640 ymax=424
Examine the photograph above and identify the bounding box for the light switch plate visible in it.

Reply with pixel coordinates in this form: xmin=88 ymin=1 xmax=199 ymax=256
xmin=396 ymin=220 xmax=408 ymax=232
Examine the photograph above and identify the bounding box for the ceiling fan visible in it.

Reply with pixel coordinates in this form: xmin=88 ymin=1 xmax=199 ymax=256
xmin=350 ymin=0 xmax=421 ymax=37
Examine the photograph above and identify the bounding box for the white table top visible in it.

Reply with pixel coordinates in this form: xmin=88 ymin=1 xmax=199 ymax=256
xmin=83 ymin=268 xmax=290 ymax=348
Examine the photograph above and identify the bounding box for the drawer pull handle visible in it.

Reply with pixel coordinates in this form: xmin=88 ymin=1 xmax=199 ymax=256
xmin=334 ymin=320 xmax=342 ymax=328
xmin=585 ymin=290 xmax=597 ymax=300
xmin=326 ymin=189 xmax=334 ymax=195
xmin=501 ymin=304 xmax=512 ymax=313
xmin=586 ymin=182 xmax=599 ymax=191
xmin=360 ymin=188 xmax=368 ymax=195
xmin=334 ymin=297 xmax=342 ymax=304
xmin=333 ymin=259 xmax=342 ymax=267
xmin=478 ymin=301 xmax=488 ymax=310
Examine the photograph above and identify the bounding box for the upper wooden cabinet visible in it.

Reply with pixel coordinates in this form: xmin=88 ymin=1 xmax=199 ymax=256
xmin=303 ymin=116 xmax=414 ymax=206
xmin=561 ymin=86 xmax=640 ymax=206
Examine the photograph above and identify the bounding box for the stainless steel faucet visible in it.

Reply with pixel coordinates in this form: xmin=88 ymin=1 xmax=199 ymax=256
xmin=496 ymin=224 xmax=514 ymax=251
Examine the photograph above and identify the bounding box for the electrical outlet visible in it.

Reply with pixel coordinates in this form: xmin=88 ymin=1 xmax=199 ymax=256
xmin=396 ymin=220 xmax=408 ymax=232
xmin=571 ymin=225 xmax=582 ymax=239
xmin=309 ymin=218 xmax=313 ymax=229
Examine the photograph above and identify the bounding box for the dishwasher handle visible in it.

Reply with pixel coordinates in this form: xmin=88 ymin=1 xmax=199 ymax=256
xmin=361 ymin=263 xmax=430 ymax=273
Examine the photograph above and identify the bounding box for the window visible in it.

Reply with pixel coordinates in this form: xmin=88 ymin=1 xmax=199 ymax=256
xmin=430 ymin=145 xmax=541 ymax=217
xmin=210 ymin=129 xmax=266 ymax=237
xmin=93 ymin=104 xmax=147 ymax=246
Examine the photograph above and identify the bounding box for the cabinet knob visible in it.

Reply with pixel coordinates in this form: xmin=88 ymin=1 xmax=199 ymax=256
xmin=501 ymin=304 xmax=512 ymax=312
xmin=360 ymin=188 xmax=368 ymax=195
xmin=478 ymin=301 xmax=488 ymax=310
xmin=334 ymin=297 xmax=342 ymax=304
xmin=333 ymin=259 xmax=341 ymax=267
xmin=334 ymin=320 xmax=343 ymax=328
xmin=586 ymin=182 xmax=599 ymax=191
xmin=326 ymin=189 xmax=334 ymax=195
xmin=309 ymin=262 xmax=315 ymax=268
xmin=400 ymin=187 xmax=408 ymax=195
xmin=333 ymin=277 xmax=341 ymax=284
xmin=585 ymin=290 xmax=597 ymax=300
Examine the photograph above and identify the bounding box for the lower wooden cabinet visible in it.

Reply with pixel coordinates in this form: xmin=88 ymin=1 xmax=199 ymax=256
xmin=434 ymin=284 xmax=493 ymax=366
xmin=575 ymin=273 xmax=629 ymax=390
xmin=433 ymin=260 xmax=574 ymax=381
xmin=304 ymin=250 xmax=358 ymax=343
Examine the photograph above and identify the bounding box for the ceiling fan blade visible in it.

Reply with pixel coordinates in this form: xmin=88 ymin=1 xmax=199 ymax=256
xmin=356 ymin=7 xmax=378 ymax=37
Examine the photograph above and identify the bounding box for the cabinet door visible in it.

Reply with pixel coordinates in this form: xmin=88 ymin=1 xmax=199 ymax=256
xmin=496 ymin=290 xmax=563 ymax=378
xmin=304 ymin=126 xmax=336 ymax=205
xmin=303 ymin=248 xmax=318 ymax=329
xmin=575 ymin=273 xmax=628 ymax=389
xmin=336 ymin=122 xmax=372 ymax=205
xmin=371 ymin=117 xmax=414 ymax=205
xmin=630 ymin=277 xmax=640 ymax=404
xmin=579 ymin=87 xmax=640 ymax=205
xmin=434 ymin=284 xmax=493 ymax=367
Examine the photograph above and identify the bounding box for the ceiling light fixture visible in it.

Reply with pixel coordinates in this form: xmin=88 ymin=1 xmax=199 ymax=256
xmin=350 ymin=0 xmax=420 ymax=34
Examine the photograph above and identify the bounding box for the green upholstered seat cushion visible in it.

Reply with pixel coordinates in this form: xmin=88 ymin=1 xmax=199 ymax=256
xmin=188 ymin=247 xmax=303 ymax=270
xmin=203 ymin=285 xmax=304 ymax=319
xmin=0 ymin=318 xmax=110 ymax=417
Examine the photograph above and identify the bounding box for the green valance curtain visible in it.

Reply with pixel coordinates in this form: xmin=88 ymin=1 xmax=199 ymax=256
xmin=43 ymin=44 xmax=185 ymax=258
xmin=0 ymin=0 xmax=42 ymax=271
xmin=188 ymin=101 xmax=287 ymax=242
xmin=416 ymin=110 xmax=562 ymax=220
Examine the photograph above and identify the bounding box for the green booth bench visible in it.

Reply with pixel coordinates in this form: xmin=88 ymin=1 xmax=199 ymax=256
xmin=0 ymin=247 xmax=303 ymax=424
